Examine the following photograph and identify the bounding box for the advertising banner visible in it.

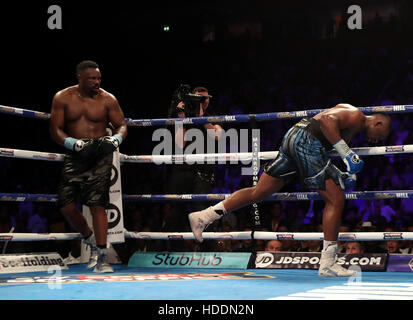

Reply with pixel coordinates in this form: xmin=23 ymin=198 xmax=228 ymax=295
xmin=128 ymin=252 xmax=252 ymax=269
xmin=255 ymin=252 xmax=387 ymax=271
xmin=0 ymin=252 xmax=68 ymax=274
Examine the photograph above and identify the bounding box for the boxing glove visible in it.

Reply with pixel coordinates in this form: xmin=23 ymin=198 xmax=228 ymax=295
xmin=340 ymin=172 xmax=357 ymax=191
xmin=64 ymin=137 xmax=98 ymax=158
xmin=97 ymin=134 xmax=123 ymax=154
xmin=333 ymin=139 xmax=364 ymax=174
xmin=330 ymin=163 xmax=357 ymax=191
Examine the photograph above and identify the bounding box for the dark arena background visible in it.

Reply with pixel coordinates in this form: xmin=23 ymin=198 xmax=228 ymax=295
xmin=0 ymin=0 xmax=412 ymax=312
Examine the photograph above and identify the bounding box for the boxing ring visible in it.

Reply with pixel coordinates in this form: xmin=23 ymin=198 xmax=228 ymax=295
xmin=0 ymin=103 xmax=413 ymax=301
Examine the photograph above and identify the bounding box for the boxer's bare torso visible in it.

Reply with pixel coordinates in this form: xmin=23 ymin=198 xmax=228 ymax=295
xmin=50 ymin=85 xmax=123 ymax=141
xmin=313 ymin=104 xmax=366 ymax=145
xmin=49 ymin=67 xmax=126 ymax=145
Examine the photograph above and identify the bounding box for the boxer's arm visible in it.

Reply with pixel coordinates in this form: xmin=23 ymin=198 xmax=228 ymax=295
xmin=49 ymin=92 xmax=68 ymax=146
xmin=319 ymin=107 xmax=365 ymax=173
xmin=318 ymin=105 xmax=363 ymax=145
xmin=96 ymin=95 xmax=128 ymax=155
xmin=107 ymin=95 xmax=127 ymax=142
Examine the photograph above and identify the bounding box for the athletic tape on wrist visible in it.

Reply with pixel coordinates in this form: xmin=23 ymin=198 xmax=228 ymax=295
xmin=333 ymin=139 xmax=352 ymax=158
xmin=63 ymin=137 xmax=77 ymax=151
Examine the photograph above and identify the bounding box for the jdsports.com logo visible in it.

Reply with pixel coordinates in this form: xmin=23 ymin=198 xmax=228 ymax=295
xmin=255 ymin=252 xmax=386 ymax=271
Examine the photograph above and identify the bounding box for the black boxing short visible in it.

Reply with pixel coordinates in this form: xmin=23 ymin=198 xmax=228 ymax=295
xmin=58 ymin=151 xmax=113 ymax=208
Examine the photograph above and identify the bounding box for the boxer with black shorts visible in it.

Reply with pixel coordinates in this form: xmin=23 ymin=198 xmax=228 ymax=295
xmin=189 ymin=104 xmax=391 ymax=277
xmin=50 ymin=60 xmax=127 ymax=273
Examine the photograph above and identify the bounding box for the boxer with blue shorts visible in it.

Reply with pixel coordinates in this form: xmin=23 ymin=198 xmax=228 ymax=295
xmin=264 ymin=118 xmax=351 ymax=191
xmin=188 ymin=104 xmax=391 ymax=277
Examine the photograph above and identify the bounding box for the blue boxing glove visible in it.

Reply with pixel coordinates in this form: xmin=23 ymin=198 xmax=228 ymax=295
xmin=340 ymin=172 xmax=357 ymax=191
xmin=64 ymin=137 xmax=98 ymax=158
xmin=97 ymin=134 xmax=123 ymax=155
xmin=333 ymin=139 xmax=364 ymax=174
xmin=330 ymin=163 xmax=357 ymax=191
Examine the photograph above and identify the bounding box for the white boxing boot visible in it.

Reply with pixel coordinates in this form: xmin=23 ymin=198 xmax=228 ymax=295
xmin=188 ymin=207 xmax=222 ymax=242
xmin=63 ymin=251 xmax=81 ymax=265
xmin=93 ymin=247 xmax=114 ymax=273
xmin=83 ymin=233 xmax=99 ymax=269
xmin=319 ymin=242 xmax=358 ymax=277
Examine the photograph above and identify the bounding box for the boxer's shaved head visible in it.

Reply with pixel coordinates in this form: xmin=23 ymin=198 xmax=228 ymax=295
xmin=365 ymin=113 xmax=392 ymax=143
xmin=76 ymin=60 xmax=99 ymax=76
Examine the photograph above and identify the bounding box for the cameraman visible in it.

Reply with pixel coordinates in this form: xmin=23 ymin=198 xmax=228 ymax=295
xmin=165 ymin=86 xmax=222 ymax=250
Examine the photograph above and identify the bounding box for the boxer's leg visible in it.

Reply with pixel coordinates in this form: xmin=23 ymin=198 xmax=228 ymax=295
xmin=89 ymin=205 xmax=108 ymax=248
xmin=222 ymin=173 xmax=285 ymax=212
xmin=317 ymin=179 xmax=356 ymax=277
xmin=189 ymin=173 xmax=285 ymax=242
xmin=60 ymin=202 xmax=93 ymax=237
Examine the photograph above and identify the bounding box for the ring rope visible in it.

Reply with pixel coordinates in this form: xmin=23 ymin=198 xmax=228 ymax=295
xmin=1 ymin=105 xmax=412 ymax=245
xmin=120 ymin=145 xmax=412 ymax=163
xmin=1 ymin=145 xmax=411 ymax=163
xmin=1 ymin=231 xmax=412 ymax=242
xmin=127 ymin=105 xmax=413 ymax=126
xmin=1 ymin=104 xmax=412 ymax=126
xmin=123 ymin=190 xmax=413 ymax=201
xmin=1 ymin=190 xmax=413 ymax=202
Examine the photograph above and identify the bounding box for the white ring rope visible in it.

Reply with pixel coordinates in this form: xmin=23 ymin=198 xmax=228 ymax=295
xmin=1 ymin=231 xmax=412 ymax=242
xmin=124 ymin=231 xmax=413 ymax=241
xmin=121 ymin=145 xmax=412 ymax=163
xmin=1 ymin=106 xmax=412 ymax=245
xmin=0 ymin=145 xmax=411 ymax=163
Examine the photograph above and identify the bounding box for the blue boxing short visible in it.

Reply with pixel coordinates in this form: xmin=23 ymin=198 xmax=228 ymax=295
xmin=263 ymin=120 xmax=341 ymax=191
